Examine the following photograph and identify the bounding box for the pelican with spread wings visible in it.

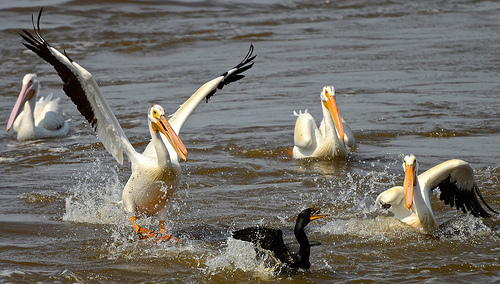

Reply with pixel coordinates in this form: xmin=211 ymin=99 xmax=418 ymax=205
xmin=21 ymin=9 xmax=255 ymax=241
xmin=376 ymin=154 xmax=498 ymax=233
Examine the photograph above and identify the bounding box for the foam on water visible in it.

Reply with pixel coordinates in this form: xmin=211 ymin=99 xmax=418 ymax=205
xmin=204 ymin=237 xmax=282 ymax=279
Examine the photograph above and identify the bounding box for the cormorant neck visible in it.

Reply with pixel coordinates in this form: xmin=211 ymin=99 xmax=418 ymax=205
xmin=294 ymin=219 xmax=311 ymax=268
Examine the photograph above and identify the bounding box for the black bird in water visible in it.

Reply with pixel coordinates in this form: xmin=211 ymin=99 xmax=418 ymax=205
xmin=232 ymin=208 xmax=326 ymax=270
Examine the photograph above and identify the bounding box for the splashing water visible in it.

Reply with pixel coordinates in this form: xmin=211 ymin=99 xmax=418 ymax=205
xmin=62 ymin=157 xmax=126 ymax=225
xmin=204 ymin=237 xmax=283 ymax=279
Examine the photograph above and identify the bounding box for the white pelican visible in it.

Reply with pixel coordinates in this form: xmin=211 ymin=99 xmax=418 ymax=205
xmin=6 ymin=73 xmax=69 ymax=141
xmin=376 ymin=154 xmax=498 ymax=233
xmin=292 ymin=85 xmax=354 ymax=159
xmin=21 ymin=9 xmax=255 ymax=241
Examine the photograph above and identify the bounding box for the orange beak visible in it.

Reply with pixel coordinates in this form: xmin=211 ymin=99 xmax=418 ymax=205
xmin=324 ymin=95 xmax=345 ymax=141
xmin=153 ymin=114 xmax=188 ymax=161
xmin=310 ymin=208 xmax=328 ymax=221
xmin=403 ymin=164 xmax=416 ymax=211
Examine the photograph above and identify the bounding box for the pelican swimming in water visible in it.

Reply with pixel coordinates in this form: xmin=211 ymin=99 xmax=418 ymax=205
xmin=6 ymin=73 xmax=69 ymax=141
xmin=376 ymin=154 xmax=498 ymax=233
xmin=293 ymin=85 xmax=354 ymax=159
xmin=21 ymin=9 xmax=255 ymax=241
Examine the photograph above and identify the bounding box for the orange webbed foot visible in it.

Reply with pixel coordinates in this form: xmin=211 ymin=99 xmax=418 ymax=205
xmin=130 ymin=217 xmax=181 ymax=242
xmin=152 ymin=233 xmax=181 ymax=243
xmin=130 ymin=216 xmax=155 ymax=239
xmin=154 ymin=220 xmax=181 ymax=243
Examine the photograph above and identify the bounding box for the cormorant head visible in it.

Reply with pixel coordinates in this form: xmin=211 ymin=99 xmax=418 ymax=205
xmin=296 ymin=208 xmax=327 ymax=228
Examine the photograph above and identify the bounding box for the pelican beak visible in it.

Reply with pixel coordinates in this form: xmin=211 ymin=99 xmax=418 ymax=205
xmin=404 ymin=164 xmax=416 ymax=211
xmin=323 ymin=95 xmax=345 ymax=141
xmin=6 ymin=81 xmax=34 ymax=132
xmin=310 ymin=208 xmax=327 ymax=221
xmin=153 ymin=115 xmax=188 ymax=161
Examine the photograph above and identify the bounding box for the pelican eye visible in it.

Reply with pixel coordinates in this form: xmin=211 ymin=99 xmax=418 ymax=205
xmin=152 ymin=109 xmax=159 ymax=118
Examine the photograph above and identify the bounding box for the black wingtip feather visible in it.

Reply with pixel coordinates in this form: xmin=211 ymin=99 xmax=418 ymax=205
xmin=204 ymin=43 xmax=256 ymax=103
xmin=474 ymin=184 xmax=499 ymax=215
xmin=20 ymin=8 xmax=100 ymax=132
xmin=64 ymin=49 xmax=74 ymax=62
xmin=438 ymin=175 xmax=497 ymax=218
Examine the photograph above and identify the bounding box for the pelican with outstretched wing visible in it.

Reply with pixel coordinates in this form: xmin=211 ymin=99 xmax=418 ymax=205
xmin=293 ymin=85 xmax=354 ymax=159
xmin=21 ymin=8 xmax=255 ymax=241
xmin=7 ymin=73 xmax=69 ymax=141
xmin=376 ymin=154 xmax=498 ymax=233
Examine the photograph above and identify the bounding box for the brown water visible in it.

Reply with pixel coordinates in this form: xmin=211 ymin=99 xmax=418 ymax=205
xmin=1 ymin=0 xmax=500 ymax=283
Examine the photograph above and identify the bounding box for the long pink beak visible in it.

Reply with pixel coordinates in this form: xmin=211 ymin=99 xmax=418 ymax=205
xmin=7 ymin=81 xmax=33 ymax=132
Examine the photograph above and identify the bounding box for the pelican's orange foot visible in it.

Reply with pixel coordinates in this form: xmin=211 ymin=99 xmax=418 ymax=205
xmin=154 ymin=220 xmax=181 ymax=243
xmin=130 ymin=216 xmax=155 ymax=239
xmin=130 ymin=216 xmax=181 ymax=242
xmin=152 ymin=233 xmax=181 ymax=243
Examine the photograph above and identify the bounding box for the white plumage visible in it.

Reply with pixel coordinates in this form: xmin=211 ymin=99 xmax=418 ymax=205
xmin=293 ymin=85 xmax=354 ymax=159
xmin=21 ymin=9 xmax=255 ymax=241
xmin=7 ymin=73 xmax=69 ymax=141
xmin=376 ymin=155 xmax=498 ymax=233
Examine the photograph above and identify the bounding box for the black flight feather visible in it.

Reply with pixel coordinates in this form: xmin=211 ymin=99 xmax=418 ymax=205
xmin=20 ymin=8 xmax=99 ymax=131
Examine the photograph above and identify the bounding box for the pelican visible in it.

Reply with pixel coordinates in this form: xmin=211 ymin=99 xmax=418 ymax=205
xmin=21 ymin=9 xmax=255 ymax=241
xmin=376 ymin=154 xmax=498 ymax=233
xmin=292 ymin=85 xmax=354 ymax=159
xmin=6 ymin=73 xmax=69 ymax=141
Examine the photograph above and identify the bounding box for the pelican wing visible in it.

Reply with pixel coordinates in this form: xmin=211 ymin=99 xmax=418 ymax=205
xmin=20 ymin=9 xmax=136 ymax=165
xmin=168 ymin=44 xmax=255 ymax=135
xmin=232 ymin=226 xmax=292 ymax=265
xmin=419 ymin=159 xmax=498 ymax=217
xmin=376 ymin=186 xmax=414 ymax=221
xmin=35 ymin=94 xmax=66 ymax=131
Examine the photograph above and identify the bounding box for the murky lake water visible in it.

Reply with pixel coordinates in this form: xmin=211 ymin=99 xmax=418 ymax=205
xmin=1 ymin=0 xmax=500 ymax=282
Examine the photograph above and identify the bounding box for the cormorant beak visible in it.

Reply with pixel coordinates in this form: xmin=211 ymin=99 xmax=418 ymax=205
xmin=7 ymin=80 xmax=34 ymax=132
xmin=323 ymin=94 xmax=345 ymax=141
xmin=309 ymin=208 xmax=327 ymax=221
xmin=403 ymin=163 xmax=417 ymax=211
xmin=153 ymin=114 xmax=188 ymax=161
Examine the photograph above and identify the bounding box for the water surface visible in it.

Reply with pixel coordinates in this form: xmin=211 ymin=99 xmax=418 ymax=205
xmin=1 ymin=0 xmax=499 ymax=283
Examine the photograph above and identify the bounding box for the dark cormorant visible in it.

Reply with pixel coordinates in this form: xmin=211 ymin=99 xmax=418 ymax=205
xmin=232 ymin=208 xmax=326 ymax=270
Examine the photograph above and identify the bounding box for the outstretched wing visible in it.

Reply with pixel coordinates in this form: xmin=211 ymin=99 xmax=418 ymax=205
xmin=420 ymin=159 xmax=498 ymax=217
xmin=20 ymin=8 xmax=137 ymax=165
xmin=168 ymin=44 xmax=256 ymax=135
xmin=232 ymin=226 xmax=292 ymax=264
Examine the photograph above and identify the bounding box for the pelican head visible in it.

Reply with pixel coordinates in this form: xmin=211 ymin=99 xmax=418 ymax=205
xmin=321 ymin=85 xmax=345 ymax=141
xmin=403 ymin=154 xmax=419 ymax=211
xmin=7 ymin=73 xmax=39 ymax=132
xmin=148 ymin=104 xmax=188 ymax=161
